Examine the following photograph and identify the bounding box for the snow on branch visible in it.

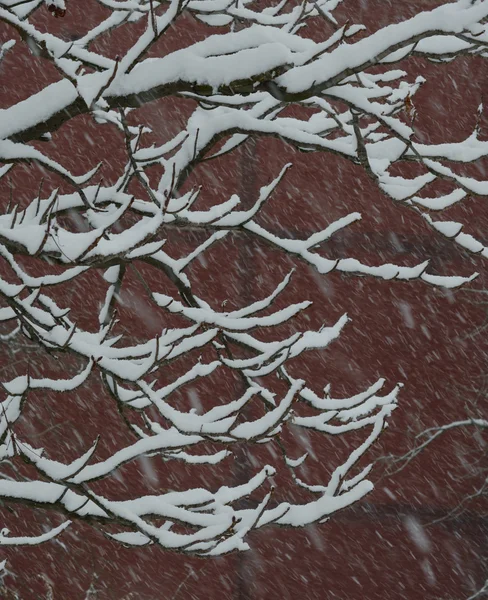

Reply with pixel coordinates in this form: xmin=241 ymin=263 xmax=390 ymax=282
xmin=0 ymin=0 xmax=487 ymax=555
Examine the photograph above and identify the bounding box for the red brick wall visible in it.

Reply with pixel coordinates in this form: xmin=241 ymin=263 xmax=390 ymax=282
xmin=0 ymin=1 xmax=487 ymax=598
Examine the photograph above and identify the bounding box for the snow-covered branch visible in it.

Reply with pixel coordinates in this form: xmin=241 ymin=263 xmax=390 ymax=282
xmin=1 ymin=0 xmax=487 ymax=555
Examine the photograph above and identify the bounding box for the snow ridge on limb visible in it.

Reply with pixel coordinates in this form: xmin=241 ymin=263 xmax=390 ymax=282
xmin=0 ymin=0 xmax=486 ymax=555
